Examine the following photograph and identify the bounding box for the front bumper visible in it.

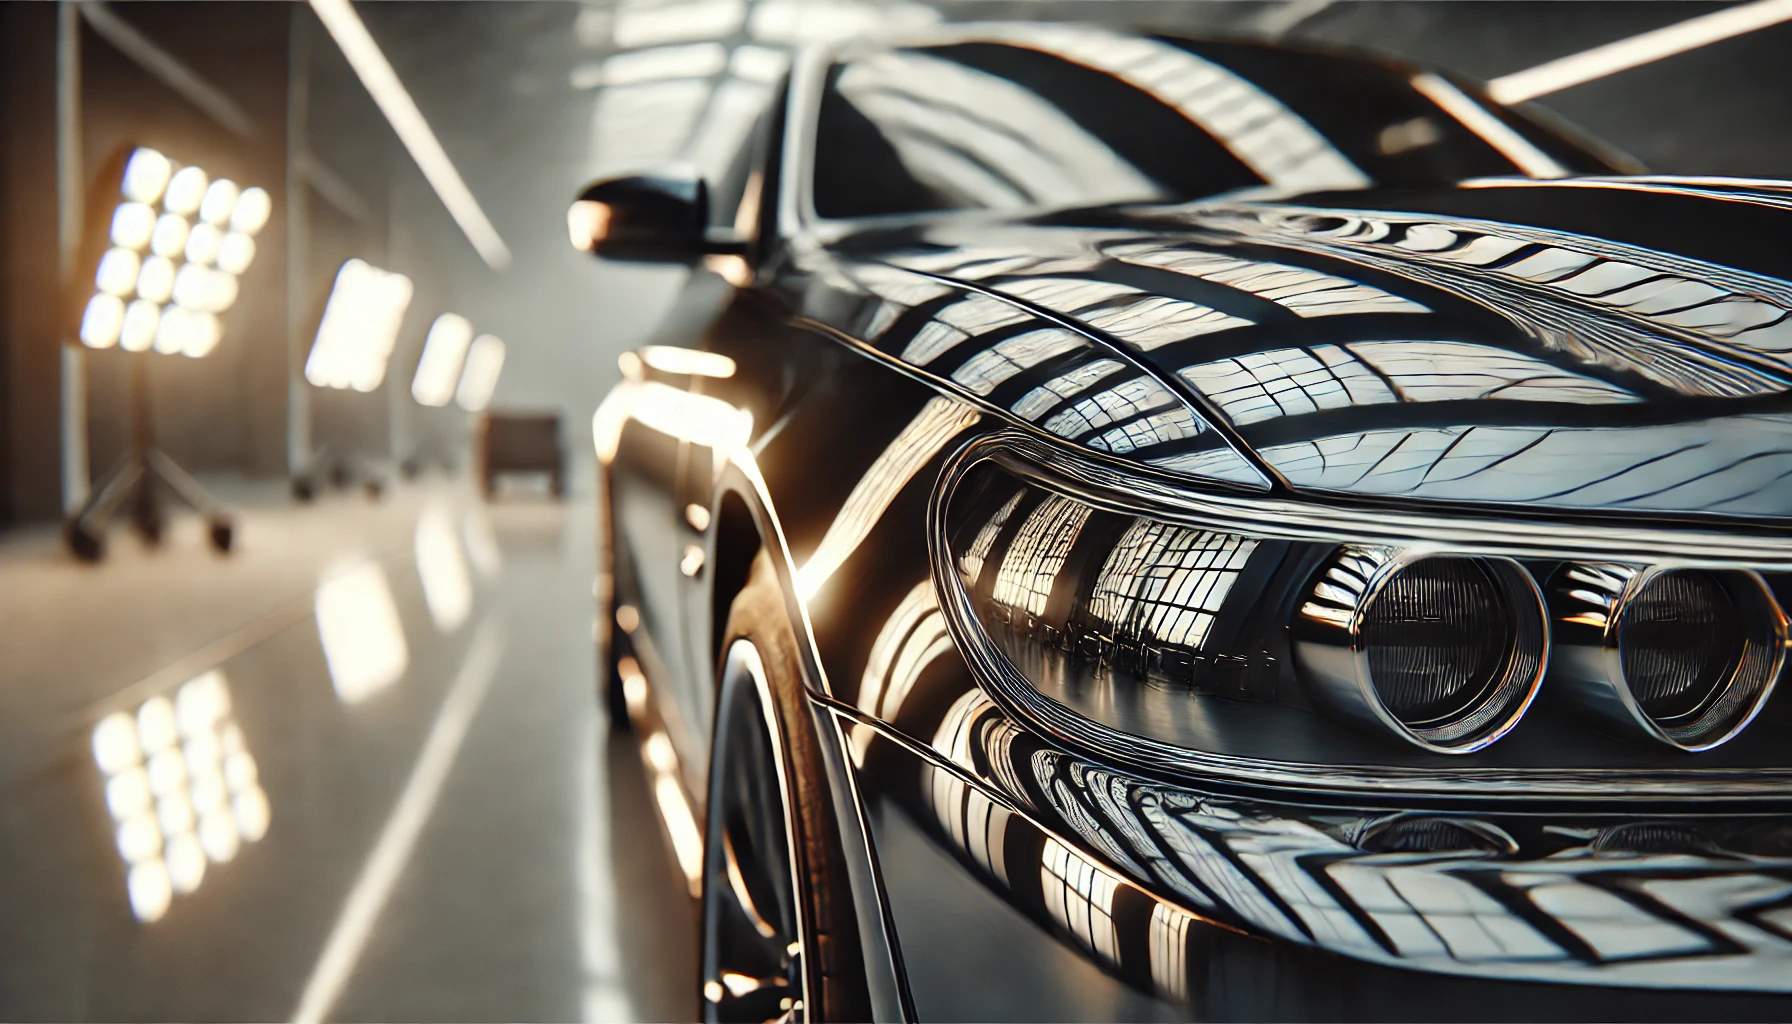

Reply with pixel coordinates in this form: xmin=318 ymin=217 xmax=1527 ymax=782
xmin=834 ymin=685 xmax=1792 ymax=1021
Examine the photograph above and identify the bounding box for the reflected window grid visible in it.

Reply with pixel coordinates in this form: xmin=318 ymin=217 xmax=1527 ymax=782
xmin=1149 ymin=903 xmax=1195 ymax=1001
xmin=1042 ymin=376 xmax=1177 ymax=439
xmin=1041 ymin=837 xmax=1122 ymax=964
xmin=1011 ymin=359 xmax=1126 ymax=421
xmin=994 ymin=277 xmax=1142 ymax=315
xmin=1089 ymin=405 xmax=1203 ymax=455
xmin=934 ymin=293 xmax=1034 ymax=333
xmin=1078 ymin=294 xmax=1254 ymax=350
xmin=1179 ymin=345 xmax=1396 ymax=425
xmin=1110 ymin=243 xmax=1428 ymax=317
xmin=992 ymin=496 xmax=1091 ymax=616
xmin=1086 ymin=522 xmax=1257 ymax=648
xmin=960 ymin=491 xmax=1024 ymax=584
xmin=950 ymin=328 xmax=1088 ymax=396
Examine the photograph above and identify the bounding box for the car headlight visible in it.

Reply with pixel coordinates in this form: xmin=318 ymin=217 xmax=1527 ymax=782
xmin=930 ymin=432 xmax=1792 ymax=797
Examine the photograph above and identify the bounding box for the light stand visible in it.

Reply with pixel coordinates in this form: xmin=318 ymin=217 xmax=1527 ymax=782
xmin=64 ymin=145 xmax=269 ymax=562
xmin=65 ymin=353 xmax=233 ymax=561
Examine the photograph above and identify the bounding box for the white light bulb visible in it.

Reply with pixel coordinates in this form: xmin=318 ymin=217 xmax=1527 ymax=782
xmin=137 ymin=257 xmax=176 ymax=304
xmin=165 ymin=832 xmax=206 ymax=894
xmin=184 ymin=223 xmax=222 ymax=265
xmin=230 ymin=186 xmax=271 ymax=235
xmin=127 ymin=859 xmax=173 ymax=922
xmin=164 ymin=166 xmax=207 ymax=215
xmin=120 ymin=300 xmax=161 ymax=352
xmin=150 ymin=214 xmax=190 ymax=259
xmin=201 ymin=269 xmax=238 ymax=313
xmin=216 ymin=232 xmax=255 ymax=275
xmin=92 ymin=712 xmax=142 ymax=773
xmin=122 ymin=148 xmax=173 ymax=204
xmin=200 ymin=178 xmax=239 ymax=226
xmin=183 ymin=312 xmax=221 ymax=358
xmin=232 ymin=786 xmax=270 ymax=842
xmin=110 ymin=202 xmax=156 ymax=250
xmin=198 ymin=811 xmax=241 ymax=863
xmin=80 ymin=294 xmax=126 ymax=349
xmin=95 ymin=247 xmax=141 ymax=297
xmin=154 ymin=306 xmax=193 ymax=354
xmin=172 ymin=263 xmax=209 ymax=309
xmin=118 ymin=816 xmax=163 ymax=866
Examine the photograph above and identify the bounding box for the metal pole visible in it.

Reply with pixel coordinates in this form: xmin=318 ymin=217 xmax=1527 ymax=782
xmin=56 ymin=0 xmax=89 ymax=514
xmin=286 ymin=3 xmax=313 ymax=477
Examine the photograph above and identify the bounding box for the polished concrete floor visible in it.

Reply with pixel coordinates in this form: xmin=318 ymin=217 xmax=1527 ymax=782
xmin=0 ymin=479 xmax=695 ymax=1021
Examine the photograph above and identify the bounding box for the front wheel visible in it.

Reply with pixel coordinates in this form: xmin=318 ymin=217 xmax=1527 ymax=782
xmin=701 ymin=554 xmax=869 ymax=1023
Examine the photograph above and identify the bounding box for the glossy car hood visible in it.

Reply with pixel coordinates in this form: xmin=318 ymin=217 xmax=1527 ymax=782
xmin=819 ymin=177 xmax=1792 ymax=523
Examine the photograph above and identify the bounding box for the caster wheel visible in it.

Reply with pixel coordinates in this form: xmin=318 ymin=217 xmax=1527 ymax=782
xmin=208 ymin=519 xmax=234 ymax=553
xmin=292 ymin=477 xmax=316 ymax=502
xmin=363 ymin=479 xmax=385 ymax=501
xmin=65 ymin=522 xmax=105 ymax=563
xmin=139 ymin=517 xmax=166 ymax=547
xmin=400 ymin=460 xmax=422 ymax=480
xmin=329 ymin=464 xmax=350 ymax=489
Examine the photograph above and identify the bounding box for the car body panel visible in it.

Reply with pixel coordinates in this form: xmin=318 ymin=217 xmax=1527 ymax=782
xmin=591 ymin=26 xmax=1792 ymax=1021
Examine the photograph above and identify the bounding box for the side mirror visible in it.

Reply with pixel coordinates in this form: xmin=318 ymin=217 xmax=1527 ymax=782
xmin=568 ymin=170 xmax=738 ymax=263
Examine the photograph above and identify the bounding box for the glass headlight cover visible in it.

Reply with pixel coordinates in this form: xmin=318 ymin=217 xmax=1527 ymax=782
xmin=932 ymin=433 xmax=1792 ymax=797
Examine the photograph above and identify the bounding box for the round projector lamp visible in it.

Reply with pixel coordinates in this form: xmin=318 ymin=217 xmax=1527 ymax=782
xmin=1548 ymin=564 xmax=1784 ymax=751
xmin=1292 ymin=547 xmax=1548 ymax=753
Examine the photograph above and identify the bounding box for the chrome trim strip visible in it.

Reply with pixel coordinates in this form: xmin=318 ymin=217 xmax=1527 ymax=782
xmin=959 ymin=430 xmax=1792 ymax=569
xmin=929 ymin=431 xmax=1792 ymax=799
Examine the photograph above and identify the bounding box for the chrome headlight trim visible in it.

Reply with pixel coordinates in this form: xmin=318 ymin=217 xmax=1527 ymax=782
xmin=964 ymin=432 xmax=1792 ymax=570
xmin=1549 ymin=563 xmax=1787 ymax=752
xmin=1293 ymin=546 xmax=1549 ymax=754
xmin=930 ymin=430 xmax=1792 ymax=800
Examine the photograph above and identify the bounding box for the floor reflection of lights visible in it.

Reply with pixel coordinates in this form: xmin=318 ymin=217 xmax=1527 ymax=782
xmin=91 ymin=669 xmax=270 ymax=923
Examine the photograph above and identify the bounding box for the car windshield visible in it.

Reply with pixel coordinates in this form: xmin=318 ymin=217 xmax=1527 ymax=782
xmin=809 ymin=32 xmax=1619 ymax=220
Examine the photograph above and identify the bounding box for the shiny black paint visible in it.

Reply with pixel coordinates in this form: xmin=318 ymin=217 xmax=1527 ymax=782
xmin=595 ymin=26 xmax=1792 ymax=1021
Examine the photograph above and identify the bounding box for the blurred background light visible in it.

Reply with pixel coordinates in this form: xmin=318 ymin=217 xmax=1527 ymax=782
xmin=412 ymin=313 xmax=475 ymax=407
xmin=305 ymin=259 xmax=415 ymax=391
xmin=80 ymin=147 xmax=268 ymax=356
xmin=199 ymin=178 xmax=239 ymax=226
xmin=314 ymin=561 xmax=410 ymax=704
xmin=230 ymin=187 xmax=272 ymax=234
xmin=120 ymin=300 xmax=160 ymax=352
xmin=121 ymin=147 xmax=172 ymax=205
xmin=454 ymin=334 xmax=505 ymax=412
xmin=163 ymin=165 xmax=207 ymax=216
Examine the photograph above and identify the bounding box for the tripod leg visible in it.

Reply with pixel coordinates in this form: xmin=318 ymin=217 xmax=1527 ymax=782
xmin=146 ymin=449 xmax=224 ymax=517
xmin=65 ymin=457 xmax=144 ymax=561
xmin=147 ymin=449 xmax=235 ymax=553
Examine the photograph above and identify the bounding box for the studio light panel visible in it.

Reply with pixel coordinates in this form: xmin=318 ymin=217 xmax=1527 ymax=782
xmin=306 ymin=259 xmax=415 ymax=392
xmin=80 ymin=147 xmax=269 ymax=357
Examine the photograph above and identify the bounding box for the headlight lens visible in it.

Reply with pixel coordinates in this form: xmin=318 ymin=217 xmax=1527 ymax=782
xmin=1294 ymin=547 xmax=1547 ymax=753
xmin=1550 ymin=564 xmax=1784 ymax=752
xmin=933 ymin=436 xmax=1792 ymax=793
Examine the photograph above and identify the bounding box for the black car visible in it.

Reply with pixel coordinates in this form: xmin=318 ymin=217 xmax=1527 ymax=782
xmin=577 ymin=22 xmax=1792 ymax=1022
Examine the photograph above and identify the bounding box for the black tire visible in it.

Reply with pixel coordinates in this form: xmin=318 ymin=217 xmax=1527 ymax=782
xmin=701 ymin=552 xmax=869 ymax=1023
xmin=207 ymin=518 xmax=234 ymax=553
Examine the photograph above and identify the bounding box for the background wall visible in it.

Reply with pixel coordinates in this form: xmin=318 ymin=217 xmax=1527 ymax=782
xmin=4 ymin=0 xmax=1790 ymax=527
